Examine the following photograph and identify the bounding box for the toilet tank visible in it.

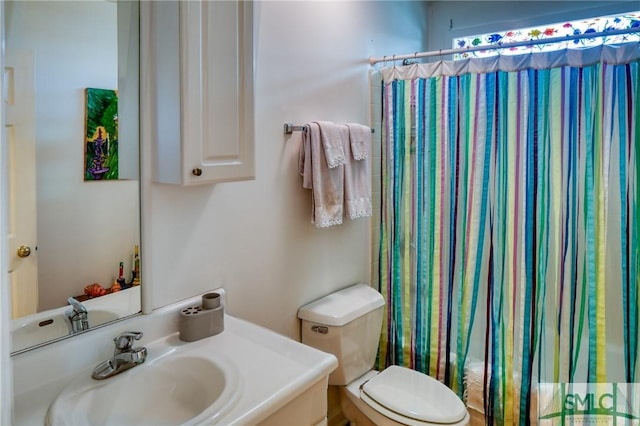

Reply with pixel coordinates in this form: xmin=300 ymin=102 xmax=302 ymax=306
xmin=298 ymin=284 xmax=385 ymax=386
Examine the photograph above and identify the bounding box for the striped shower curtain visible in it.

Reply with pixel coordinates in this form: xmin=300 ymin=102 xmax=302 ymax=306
xmin=377 ymin=45 xmax=640 ymax=425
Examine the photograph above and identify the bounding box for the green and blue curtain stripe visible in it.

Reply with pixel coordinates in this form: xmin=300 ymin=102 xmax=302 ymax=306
xmin=377 ymin=53 xmax=640 ymax=424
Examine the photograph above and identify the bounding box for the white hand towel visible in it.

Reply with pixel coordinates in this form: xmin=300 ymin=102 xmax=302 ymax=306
xmin=343 ymin=124 xmax=372 ymax=220
xmin=299 ymin=123 xmax=344 ymax=228
xmin=346 ymin=123 xmax=371 ymax=160
xmin=315 ymin=121 xmax=346 ymax=168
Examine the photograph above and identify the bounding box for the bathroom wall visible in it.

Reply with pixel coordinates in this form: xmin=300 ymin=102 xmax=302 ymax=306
xmin=142 ymin=1 xmax=428 ymax=339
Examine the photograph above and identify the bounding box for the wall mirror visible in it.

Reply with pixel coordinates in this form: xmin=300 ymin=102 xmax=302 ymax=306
xmin=4 ymin=0 xmax=141 ymax=354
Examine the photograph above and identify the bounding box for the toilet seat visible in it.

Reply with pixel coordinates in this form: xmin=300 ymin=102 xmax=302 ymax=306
xmin=360 ymin=365 xmax=467 ymax=425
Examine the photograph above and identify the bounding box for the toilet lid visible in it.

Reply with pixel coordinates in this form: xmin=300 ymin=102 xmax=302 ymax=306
xmin=361 ymin=365 xmax=467 ymax=424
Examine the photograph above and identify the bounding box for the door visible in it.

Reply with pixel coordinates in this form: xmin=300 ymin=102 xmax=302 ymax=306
xmin=4 ymin=48 xmax=38 ymax=318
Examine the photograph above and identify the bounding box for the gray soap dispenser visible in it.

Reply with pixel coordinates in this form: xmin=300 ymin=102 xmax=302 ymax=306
xmin=179 ymin=292 xmax=225 ymax=342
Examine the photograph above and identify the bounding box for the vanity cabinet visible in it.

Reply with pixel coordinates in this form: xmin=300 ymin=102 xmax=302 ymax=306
xmin=146 ymin=1 xmax=254 ymax=185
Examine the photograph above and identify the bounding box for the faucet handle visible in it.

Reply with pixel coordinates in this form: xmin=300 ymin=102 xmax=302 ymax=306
xmin=114 ymin=331 xmax=143 ymax=352
xmin=67 ymin=297 xmax=87 ymax=313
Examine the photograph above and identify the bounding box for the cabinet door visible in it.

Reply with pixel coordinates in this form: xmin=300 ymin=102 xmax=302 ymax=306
xmin=150 ymin=0 xmax=254 ymax=185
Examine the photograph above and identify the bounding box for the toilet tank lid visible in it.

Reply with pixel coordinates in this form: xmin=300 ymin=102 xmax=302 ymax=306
xmin=297 ymin=284 xmax=385 ymax=326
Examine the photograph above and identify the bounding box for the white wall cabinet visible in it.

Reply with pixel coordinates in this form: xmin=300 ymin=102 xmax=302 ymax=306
xmin=147 ymin=1 xmax=254 ymax=185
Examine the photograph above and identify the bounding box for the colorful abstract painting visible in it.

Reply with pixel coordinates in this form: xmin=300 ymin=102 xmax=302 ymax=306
xmin=84 ymin=88 xmax=118 ymax=181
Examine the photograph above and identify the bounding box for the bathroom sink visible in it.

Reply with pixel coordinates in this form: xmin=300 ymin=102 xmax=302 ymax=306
xmin=45 ymin=354 xmax=240 ymax=426
xmin=86 ymin=309 xmax=120 ymax=327
xmin=12 ymin=310 xmax=120 ymax=352
xmin=14 ymin=289 xmax=337 ymax=426
xmin=12 ymin=315 xmax=70 ymax=351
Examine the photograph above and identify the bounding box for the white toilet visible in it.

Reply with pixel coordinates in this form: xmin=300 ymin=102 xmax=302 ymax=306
xmin=298 ymin=283 xmax=470 ymax=426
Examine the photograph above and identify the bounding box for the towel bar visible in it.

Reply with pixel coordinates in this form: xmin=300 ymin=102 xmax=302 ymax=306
xmin=284 ymin=123 xmax=375 ymax=135
xmin=284 ymin=123 xmax=306 ymax=134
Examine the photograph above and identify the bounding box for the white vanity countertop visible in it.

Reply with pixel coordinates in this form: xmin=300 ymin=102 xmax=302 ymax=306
xmin=12 ymin=290 xmax=338 ymax=425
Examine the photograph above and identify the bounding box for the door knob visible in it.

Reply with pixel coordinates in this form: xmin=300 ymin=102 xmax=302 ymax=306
xmin=17 ymin=245 xmax=31 ymax=258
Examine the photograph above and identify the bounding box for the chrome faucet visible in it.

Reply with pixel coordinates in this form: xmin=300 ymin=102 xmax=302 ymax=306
xmin=66 ymin=297 xmax=89 ymax=333
xmin=92 ymin=331 xmax=147 ymax=380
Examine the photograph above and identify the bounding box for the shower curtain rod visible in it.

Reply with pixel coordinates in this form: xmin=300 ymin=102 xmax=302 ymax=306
xmin=369 ymin=26 xmax=640 ymax=65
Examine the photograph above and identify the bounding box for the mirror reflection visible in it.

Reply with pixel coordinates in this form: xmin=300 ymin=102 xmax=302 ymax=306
xmin=5 ymin=0 xmax=141 ymax=353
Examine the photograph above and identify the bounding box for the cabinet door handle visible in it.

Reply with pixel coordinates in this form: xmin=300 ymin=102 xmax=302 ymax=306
xmin=192 ymin=168 xmax=203 ymax=176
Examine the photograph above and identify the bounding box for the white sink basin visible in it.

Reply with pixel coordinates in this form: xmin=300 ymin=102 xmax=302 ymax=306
xmin=12 ymin=286 xmax=142 ymax=354
xmin=12 ymin=316 xmax=70 ymax=350
xmin=45 ymin=354 xmax=240 ymax=426
xmin=13 ymin=289 xmax=337 ymax=426
xmin=12 ymin=310 xmax=120 ymax=352
xmin=86 ymin=309 xmax=121 ymax=327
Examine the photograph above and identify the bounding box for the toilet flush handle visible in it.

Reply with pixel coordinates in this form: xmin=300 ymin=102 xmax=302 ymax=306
xmin=311 ymin=325 xmax=328 ymax=334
